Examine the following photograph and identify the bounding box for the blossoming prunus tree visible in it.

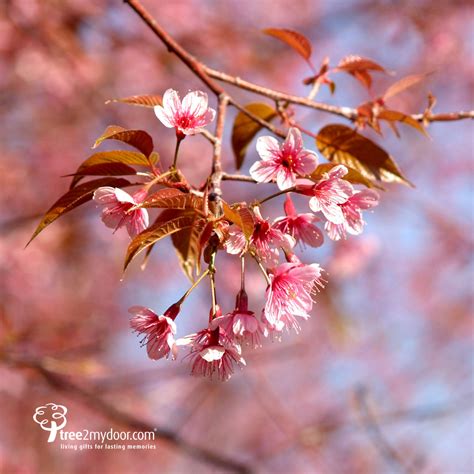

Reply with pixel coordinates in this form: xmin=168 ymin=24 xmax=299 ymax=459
xmin=26 ymin=0 xmax=473 ymax=385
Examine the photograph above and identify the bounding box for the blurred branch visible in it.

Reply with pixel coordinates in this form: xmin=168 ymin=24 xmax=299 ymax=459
xmin=355 ymin=387 xmax=419 ymax=474
xmin=4 ymin=354 xmax=253 ymax=474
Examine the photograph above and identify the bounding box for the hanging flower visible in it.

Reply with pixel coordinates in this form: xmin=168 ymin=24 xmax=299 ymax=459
xmin=129 ymin=304 xmax=179 ymax=360
xmin=273 ymin=194 xmax=324 ymax=248
xmin=93 ymin=187 xmax=149 ymax=238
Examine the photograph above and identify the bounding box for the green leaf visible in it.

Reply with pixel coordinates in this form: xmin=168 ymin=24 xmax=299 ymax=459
xmin=315 ymin=124 xmax=413 ymax=186
xmin=93 ymin=125 xmax=154 ymax=158
xmin=105 ymin=95 xmax=162 ymax=108
xmin=263 ymin=28 xmax=312 ymax=61
xmin=124 ymin=212 xmax=197 ymax=270
xmin=27 ymin=177 xmax=131 ymax=246
xmin=68 ymin=150 xmax=158 ymax=189
xmin=231 ymin=103 xmax=277 ymax=170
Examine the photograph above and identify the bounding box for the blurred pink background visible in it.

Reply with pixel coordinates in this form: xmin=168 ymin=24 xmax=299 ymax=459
xmin=0 ymin=1 xmax=473 ymax=472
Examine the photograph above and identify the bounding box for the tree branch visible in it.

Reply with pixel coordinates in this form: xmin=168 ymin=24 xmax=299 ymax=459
xmin=4 ymin=354 xmax=253 ymax=474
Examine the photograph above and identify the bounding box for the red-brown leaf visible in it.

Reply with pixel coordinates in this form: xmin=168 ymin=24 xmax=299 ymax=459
xmin=377 ymin=109 xmax=428 ymax=136
xmin=105 ymin=95 xmax=162 ymax=108
xmin=263 ymin=28 xmax=312 ymax=61
xmin=68 ymin=150 xmax=157 ymax=189
xmin=336 ymin=55 xmax=387 ymax=89
xmin=315 ymin=124 xmax=413 ymax=186
xmin=140 ymin=188 xmax=204 ymax=211
xmin=124 ymin=212 xmax=197 ymax=270
xmin=231 ymin=103 xmax=277 ymax=170
xmin=383 ymin=73 xmax=428 ymax=100
xmin=93 ymin=125 xmax=154 ymax=158
xmin=222 ymin=202 xmax=255 ymax=238
xmin=27 ymin=177 xmax=131 ymax=246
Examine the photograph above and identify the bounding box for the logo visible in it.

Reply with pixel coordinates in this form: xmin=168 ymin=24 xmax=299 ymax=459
xmin=33 ymin=403 xmax=68 ymax=443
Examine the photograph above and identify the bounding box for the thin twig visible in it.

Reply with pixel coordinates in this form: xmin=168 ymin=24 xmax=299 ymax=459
xmin=221 ymin=173 xmax=257 ymax=183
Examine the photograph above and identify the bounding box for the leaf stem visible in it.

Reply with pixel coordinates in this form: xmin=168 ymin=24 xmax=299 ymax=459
xmin=257 ymin=187 xmax=295 ymax=206
xmin=177 ymin=269 xmax=210 ymax=305
xmin=250 ymin=251 xmax=271 ymax=286
xmin=208 ymin=252 xmax=218 ymax=320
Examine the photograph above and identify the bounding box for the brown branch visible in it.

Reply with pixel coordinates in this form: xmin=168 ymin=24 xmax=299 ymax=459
xmin=124 ymin=0 xmax=473 ymax=140
xmin=123 ymin=0 xmax=224 ymax=96
xmin=222 ymin=173 xmax=257 ymax=183
xmin=228 ymin=98 xmax=286 ymax=138
xmin=4 ymin=354 xmax=253 ymax=474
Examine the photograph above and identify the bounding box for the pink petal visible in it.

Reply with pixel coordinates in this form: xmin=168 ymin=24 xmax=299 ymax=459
xmin=113 ymin=188 xmax=135 ymax=204
xmin=93 ymin=187 xmax=118 ymax=204
xmin=162 ymin=88 xmax=181 ymax=116
xmin=256 ymin=135 xmax=281 ymax=161
xmin=249 ymin=160 xmax=279 ymax=183
xmin=181 ymin=90 xmax=209 ymax=117
xmin=154 ymin=105 xmax=175 ymax=128
xmin=276 ymin=167 xmax=296 ymax=190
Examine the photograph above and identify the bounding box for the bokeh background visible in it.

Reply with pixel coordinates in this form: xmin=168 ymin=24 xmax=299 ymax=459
xmin=1 ymin=0 xmax=473 ymax=473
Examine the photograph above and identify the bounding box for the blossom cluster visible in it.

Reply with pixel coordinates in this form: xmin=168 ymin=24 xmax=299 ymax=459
xmin=90 ymin=89 xmax=379 ymax=381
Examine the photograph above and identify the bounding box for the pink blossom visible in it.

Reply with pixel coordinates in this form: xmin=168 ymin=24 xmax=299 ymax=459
xmin=154 ymin=89 xmax=216 ymax=137
xmin=177 ymin=327 xmax=246 ymax=381
xmin=129 ymin=304 xmax=179 ymax=360
xmin=273 ymin=195 xmax=324 ymax=248
xmin=264 ymin=262 xmax=323 ymax=328
xmin=250 ymin=127 xmax=318 ymax=190
xmin=224 ymin=207 xmax=295 ymax=265
xmin=211 ymin=291 xmax=264 ymax=348
xmin=297 ymin=165 xmax=353 ymax=224
xmin=325 ymin=189 xmax=379 ymax=240
xmin=93 ymin=187 xmax=149 ymax=238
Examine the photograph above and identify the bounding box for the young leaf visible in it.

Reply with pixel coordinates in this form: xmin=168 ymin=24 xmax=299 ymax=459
xmin=105 ymin=95 xmax=162 ymax=108
xmin=124 ymin=213 xmax=197 ymax=270
xmin=316 ymin=124 xmax=413 ymax=186
xmin=68 ymin=150 xmax=157 ymax=189
xmin=336 ymin=55 xmax=387 ymax=89
xmin=222 ymin=202 xmax=255 ymax=238
xmin=383 ymin=73 xmax=428 ymax=100
xmin=310 ymin=163 xmax=383 ymax=189
xmin=27 ymin=177 xmax=131 ymax=246
xmin=231 ymin=103 xmax=277 ymax=169
xmin=171 ymin=214 xmax=210 ymax=281
xmin=93 ymin=125 xmax=154 ymax=158
xmin=66 ymin=163 xmax=137 ymax=181
xmin=377 ymin=109 xmax=428 ymax=136
xmin=140 ymin=188 xmax=204 ymax=211
xmin=263 ymin=28 xmax=312 ymax=62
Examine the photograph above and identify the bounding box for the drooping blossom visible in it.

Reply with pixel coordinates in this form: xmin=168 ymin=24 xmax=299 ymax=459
xmin=224 ymin=207 xmax=295 ymax=265
xmin=264 ymin=261 xmax=324 ymax=329
xmin=273 ymin=194 xmax=324 ymax=248
xmin=154 ymin=89 xmax=216 ymax=137
xmin=177 ymin=326 xmax=246 ymax=381
xmin=93 ymin=187 xmax=149 ymax=237
xmin=297 ymin=165 xmax=353 ymax=224
xmin=250 ymin=127 xmax=318 ymax=190
xmin=325 ymin=189 xmax=379 ymax=241
xmin=211 ymin=290 xmax=264 ymax=348
xmin=129 ymin=304 xmax=179 ymax=360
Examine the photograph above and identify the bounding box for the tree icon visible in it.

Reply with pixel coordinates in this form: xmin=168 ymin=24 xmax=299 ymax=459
xmin=33 ymin=403 xmax=68 ymax=442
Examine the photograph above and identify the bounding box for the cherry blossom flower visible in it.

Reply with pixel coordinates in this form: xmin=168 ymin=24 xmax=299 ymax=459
xmin=325 ymin=189 xmax=379 ymax=240
xmin=129 ymin=304 xmax=179 ymax=360
xmin=273 ymin=195 xmax=324 ymax=248
xmin=297 ymin=165 xmax=353 ymax=224
xmin=177 ymin=327 xmax=246 ymax=381
xmin=211 ymin=291 xmax=264 ymax=348
xmin=224 ymin=207 xmax=295 ymax=265
xmin=264 ymin=261 xmax=323 ymax=328
xmin=250 ymin=127 xmax=318 ymax=190
xmin=93 ymin=187 xmax=149 ymax=238
xmin=154 ymin=88 xmax=216 ymax=137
